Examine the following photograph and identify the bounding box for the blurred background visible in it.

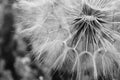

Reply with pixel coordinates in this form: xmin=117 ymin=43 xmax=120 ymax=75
xmin=0 ymin=0 xmax=50 ymax=80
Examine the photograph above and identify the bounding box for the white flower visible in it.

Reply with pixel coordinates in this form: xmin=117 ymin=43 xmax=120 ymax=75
xmin=14 ymin=0 xmax=120 ymax=80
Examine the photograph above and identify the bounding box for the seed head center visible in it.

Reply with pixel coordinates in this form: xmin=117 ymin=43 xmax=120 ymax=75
xmin=84 ymin=15 xmax=96 ymax=21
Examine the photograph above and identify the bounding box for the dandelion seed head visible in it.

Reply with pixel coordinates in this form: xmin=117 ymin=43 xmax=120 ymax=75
xmin=14 ymin=0 xmax=120 ymax=80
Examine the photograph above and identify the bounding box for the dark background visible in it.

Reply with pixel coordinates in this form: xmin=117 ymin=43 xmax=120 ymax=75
xmin=0 ymin=0 xmax=46 ymax=80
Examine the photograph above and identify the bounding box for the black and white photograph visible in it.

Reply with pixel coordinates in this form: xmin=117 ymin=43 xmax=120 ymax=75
xmin=1 ymin=0 xmax=120 ymax=80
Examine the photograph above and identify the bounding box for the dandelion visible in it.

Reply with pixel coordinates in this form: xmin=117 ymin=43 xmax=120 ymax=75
xmin=13 ymin=0 xmax=120 ymax=80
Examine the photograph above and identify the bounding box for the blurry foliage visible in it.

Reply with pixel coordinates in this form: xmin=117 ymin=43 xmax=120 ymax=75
xmin=0 ymin=0 xmax=45 ymax=80
xmin=0 ymin=59 xmax=13 ymax=80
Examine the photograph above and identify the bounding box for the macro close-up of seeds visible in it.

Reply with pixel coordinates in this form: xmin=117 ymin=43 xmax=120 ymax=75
xmin=13 ymin=0 xmax=120 ymax=80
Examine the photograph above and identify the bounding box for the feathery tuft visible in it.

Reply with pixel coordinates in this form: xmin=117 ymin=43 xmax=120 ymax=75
xmin=14 ymin=0 xmax=120 ymax=80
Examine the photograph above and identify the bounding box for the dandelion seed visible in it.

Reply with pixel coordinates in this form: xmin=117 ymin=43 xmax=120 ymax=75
xmin=14 ymin=0 xmax=120 ymax=80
